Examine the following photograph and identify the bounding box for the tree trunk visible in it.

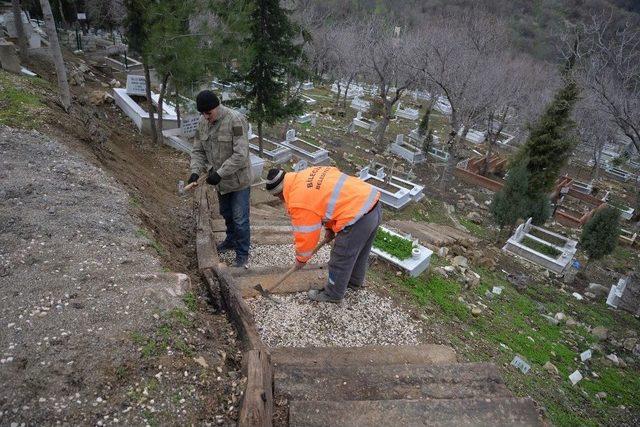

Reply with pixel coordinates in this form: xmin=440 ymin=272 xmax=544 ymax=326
xmin=333 ymin=82 xmax=341 ymax=107
xmin=156 ymin=73 xmax=170 ymax=144
xmin=374 ymin=99 xmax=393 ymax=146
xmin=342 ymin=74 xmax=355 ymax=108
xmin=143 ymin=63 xmax=158 ymax=143
xmin=11 ymin=0 xmax=28 ymax=61
xmin=439 ymin=128 xmax=459 ymax=193
xmin=257 ymin=121 xmax=264 ymax=156
xmin=39 ymin=0 xmax=71 ymax=112
xmin=175 ymin=87 xmax=181 ymax=127
xmin=56 ymin=0 xmax=68 ymax=29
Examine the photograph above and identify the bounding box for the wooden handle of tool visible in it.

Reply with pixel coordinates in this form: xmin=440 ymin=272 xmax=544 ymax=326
xmin=266 ymin=234 xmax=334 ymax=293
xmin=184 ymin=174 xmax=209 ymax=192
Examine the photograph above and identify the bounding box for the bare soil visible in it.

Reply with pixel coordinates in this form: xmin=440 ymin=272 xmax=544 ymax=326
xmin=0 ymin=49 xmax=242 ymax=425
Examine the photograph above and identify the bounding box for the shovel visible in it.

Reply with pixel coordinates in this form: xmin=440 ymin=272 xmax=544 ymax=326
xmin=254 ymin=233 xmax=334 ymax=303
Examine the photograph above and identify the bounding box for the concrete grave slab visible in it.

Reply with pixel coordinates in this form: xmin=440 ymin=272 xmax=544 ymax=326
xmin=370 ymin=226 xmax=433 ymax=277
xmin=502 ymin=218 xmax=577 ymax=274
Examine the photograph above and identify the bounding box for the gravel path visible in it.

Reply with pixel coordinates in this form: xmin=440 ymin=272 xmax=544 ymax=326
xmin=219 ymin=243 xmax=332 ymax=268
xmin=246 ymin=289 xmax=423 ymax=347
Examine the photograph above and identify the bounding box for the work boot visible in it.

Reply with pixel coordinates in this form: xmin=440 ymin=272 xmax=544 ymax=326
xmin=216 ymin=240 xmax=236 ymax=253
xmin=348 ymin=281 xmax=365 ymax=290
xmin=234 ymin=256 xmax=249 ymax=269
xmin=308 ymin=289 xmax=342 ymax=303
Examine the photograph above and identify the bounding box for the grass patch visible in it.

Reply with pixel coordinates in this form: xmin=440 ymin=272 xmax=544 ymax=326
xmin=458 ymin=217 xmax=488 ymax=239
xmin=0 ymin=71 xmax=45 ymax=129
xmin=136 ymin=228 xmax=165 ymax=256
xmin=521 ymin=236 xmax=562 ymax=258
xmin=168 ymin=308 xmax=192 ymax=327
xmin=373 ymin=228 xmax=414 ymax=260
xmin=182 ymin=292 xmax=197 ymax=311
xmin=398 ymin=274 xmax=470 ymax=320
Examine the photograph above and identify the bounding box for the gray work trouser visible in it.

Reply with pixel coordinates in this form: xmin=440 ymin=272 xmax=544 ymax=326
xmin=325 ymin=202 xmax=382 ymax=299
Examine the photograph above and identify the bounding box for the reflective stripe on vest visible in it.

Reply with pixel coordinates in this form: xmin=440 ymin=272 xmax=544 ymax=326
xmin=292 ymin=223 xmax=322 ymax=233
xmin=324 ymin=173 xmax=347 ymax=220
xmin=345 ymin=187 xmax=379 ymax=227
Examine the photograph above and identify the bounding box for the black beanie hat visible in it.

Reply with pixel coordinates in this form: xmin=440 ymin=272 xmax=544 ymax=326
xmin=196 ymin=90 xmax=220 ymax=113
xmin=265 ymin=168 xmax=286 ymax=195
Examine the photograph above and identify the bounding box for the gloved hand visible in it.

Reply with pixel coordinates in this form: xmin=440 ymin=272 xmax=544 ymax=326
xmin=187 ymin=173 xmax=199 ymax=184
xmin=324 ymin=229 xmax=335 ymax=243
xmin=207 ymin=169 xmax=221 ymax=185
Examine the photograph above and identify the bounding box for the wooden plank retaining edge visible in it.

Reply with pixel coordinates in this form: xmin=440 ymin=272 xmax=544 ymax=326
xmin=239 ymin=349 xmax=273 ymax=427
xmin=195 ymin=186 xmax=273 ymax=427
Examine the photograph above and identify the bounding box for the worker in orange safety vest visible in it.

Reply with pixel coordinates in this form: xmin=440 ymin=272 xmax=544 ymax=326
xmin=265 ymin=166 xmax=382 ymax=303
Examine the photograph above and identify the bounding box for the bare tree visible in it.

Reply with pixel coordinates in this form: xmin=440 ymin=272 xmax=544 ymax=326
xmin=11 ymin=0 xmax=28 ymax=62
xmin=39 ymin=0 xmax=71 ymax=112
xmin=480 ymin=56 xmax=559 ymax=175
xmin=573 ymin=98 xmax=616 ymax=180
xmin=565 ymin=13 xmax=640 ymax=155
xmin=361 ymin=16 xmax=417 ymax=145
xmin=415 ymin=11 xmax=508 ymax=190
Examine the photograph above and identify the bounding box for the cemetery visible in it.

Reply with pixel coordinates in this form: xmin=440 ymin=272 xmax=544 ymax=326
xmin=389 ymin=134 xmax=426 ymax=164
xmin=2 ymin=2 xmax=639 ymax=426
xmin=105 ymin=52 xmax=143 ymax=71
xmin=358 ymin=166 xmax=413 ymax=209
xmin=352 ymin=111 xmax=378 ymax=131
xmin=349 ymin=96 xmax=370 ymax=112
xmin=370 ymin=226 xmax=433 ymax=277
xmin=394 ymin=102 xmax=420 ymax=120
xmin=281 ymin=129 xmax=329 ymax=165
xmin=606 ymin=274 xmax=640 ymax=315
xmin=502 ymin=218 xmax=578 ymax=274
xmin=248 ymin=135 xmax=292 ymax=164
xmin=454 ymin=154 xmax=508 ymax=192
xmin=604 ymin=164 xmax=634 ymax=182
xmin=553 ymin=183 xmax=607 ymax=228
xmin=113 ymin=86 xmax=179 ymax=134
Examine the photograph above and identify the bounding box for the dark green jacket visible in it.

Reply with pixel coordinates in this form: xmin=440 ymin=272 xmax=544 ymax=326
xmin=190 ymin=105 xmax=250 ymax=194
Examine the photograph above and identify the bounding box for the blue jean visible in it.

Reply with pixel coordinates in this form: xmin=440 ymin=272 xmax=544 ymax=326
xmin=218 ymin=187 xmax=251 ymax=260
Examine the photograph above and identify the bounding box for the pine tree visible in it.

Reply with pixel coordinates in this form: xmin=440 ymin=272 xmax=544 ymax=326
xmin=580 ymin=207 xmax=620 ymax=261
xmin=490 ymin=161 xmax=532 ymax=231
xmin=514 ymin=80 xmax=579 ymax=193
xmin=228 ymin=0 xmax=307 ymax=155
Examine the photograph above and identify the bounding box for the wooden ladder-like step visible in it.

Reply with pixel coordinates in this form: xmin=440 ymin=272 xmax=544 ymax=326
xmin=289 ymin=397 xmax=542 ymax=427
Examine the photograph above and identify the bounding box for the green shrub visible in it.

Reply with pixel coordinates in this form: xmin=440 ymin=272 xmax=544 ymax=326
xmin=581 ymin=207 xmax=620 ymax=260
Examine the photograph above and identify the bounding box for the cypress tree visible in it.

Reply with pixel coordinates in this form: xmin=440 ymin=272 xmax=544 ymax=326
xmin=580 ymin=207 xmax=620 ymax=261
xmin=490 ymin=161 xmax=532 ymax=231
xmin=514 ymin=80 xmax=579 ymax=193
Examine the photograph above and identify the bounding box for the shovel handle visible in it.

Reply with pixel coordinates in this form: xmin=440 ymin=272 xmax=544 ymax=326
xmin=266 ymin=234 xmax=334 ymax=293
xmin=184 ymin=174 xmax=209 ymax=192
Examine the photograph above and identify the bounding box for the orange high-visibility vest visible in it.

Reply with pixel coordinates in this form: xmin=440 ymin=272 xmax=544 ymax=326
xmin=282 ymin=166 xmax=380 ymax=262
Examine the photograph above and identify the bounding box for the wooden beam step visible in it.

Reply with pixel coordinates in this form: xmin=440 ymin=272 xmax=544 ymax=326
xmin=235 ymin=265 xmax=328 ymax=297
xmin=271 ymin=344 xmax=457 ymax=369
xmin=289 ymin=397 xmax=542 ymax=427
xmin=274 ymin=363 xmax=510 ymax=402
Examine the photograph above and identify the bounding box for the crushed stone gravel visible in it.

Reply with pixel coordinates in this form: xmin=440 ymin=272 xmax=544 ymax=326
xmin=246 ymin=289 xmax=423 ymax=347
xmin=219 ymin=244 xmax=331 ymax=267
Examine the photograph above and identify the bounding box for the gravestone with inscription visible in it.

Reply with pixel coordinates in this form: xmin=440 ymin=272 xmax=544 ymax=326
xmin=126 ymin=75 xmax=147 ymax=97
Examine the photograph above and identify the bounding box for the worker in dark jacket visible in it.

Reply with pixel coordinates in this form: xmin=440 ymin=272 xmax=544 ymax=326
xmin=187 ymin=90 xmax=251 ymax=267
